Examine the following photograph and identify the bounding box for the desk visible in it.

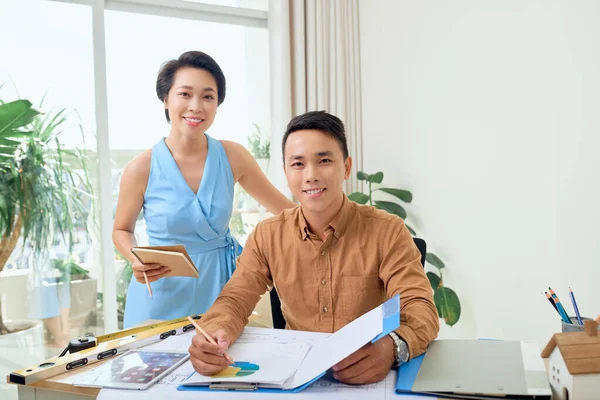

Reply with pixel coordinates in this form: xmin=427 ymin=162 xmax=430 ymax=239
xmin=11 ymin=298 xmax=275 ymax=400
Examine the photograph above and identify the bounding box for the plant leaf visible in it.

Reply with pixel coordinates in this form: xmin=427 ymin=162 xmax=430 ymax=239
xmin=374 ymin=200 xmax=407 ymax=219
xmin=427 ymin=271 xmax=441 ymax=291
xmin=357 ymin=171 xmax=369 ymax=181
xmin=434 ymin=286 xmax=461 ymax=326
xmin=375 ymin=188 xmax=413 ymax=203
xmin=348 ymin=192 xmax=369 ymax=205
xmin=367 ymin=171 xmax=383 ymax=183
xmin=0 ymin=100 xmax=40 ymax=137
xmin=426 ymin=252 xmax=445 ymax=269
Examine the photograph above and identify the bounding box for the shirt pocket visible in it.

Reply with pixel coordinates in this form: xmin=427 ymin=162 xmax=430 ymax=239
xmin=341 ymin=273 xmax=383 ymax=320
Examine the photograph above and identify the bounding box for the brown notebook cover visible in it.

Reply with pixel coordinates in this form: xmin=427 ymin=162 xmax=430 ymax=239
xmin=130 ymin=245 xmax=199 ymax=278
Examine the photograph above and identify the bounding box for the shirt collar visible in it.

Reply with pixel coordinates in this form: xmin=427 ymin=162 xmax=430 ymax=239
xmin=298 ymin=195 xmax=352 ymax=240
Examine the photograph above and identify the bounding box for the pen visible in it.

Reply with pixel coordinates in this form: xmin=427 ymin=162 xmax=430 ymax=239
xmin=186 ymin=316 xmax=234 ymax=365
xmin=568 ymin=287 xmax=583 ymax=325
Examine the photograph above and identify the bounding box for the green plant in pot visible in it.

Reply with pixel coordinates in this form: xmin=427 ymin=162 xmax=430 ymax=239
xmin=348 ymin=171 xmax=461 ymax=326
xmin=51 ymin=258 xmax=90 ymax=282
xmin=0 ymin=97 xmax=92 ymax=335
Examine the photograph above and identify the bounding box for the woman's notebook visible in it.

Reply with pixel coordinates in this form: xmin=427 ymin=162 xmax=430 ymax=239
xmin=131 ymin=245 xmax=199 ymax=278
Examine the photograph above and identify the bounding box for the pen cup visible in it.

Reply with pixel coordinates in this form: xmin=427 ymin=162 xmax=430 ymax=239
xmin=561 ymin=316 xmax=600 ymax=333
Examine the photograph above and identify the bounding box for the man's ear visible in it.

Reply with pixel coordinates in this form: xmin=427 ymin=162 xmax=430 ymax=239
xmin=344 ymin=156 xmax=353 ymax=179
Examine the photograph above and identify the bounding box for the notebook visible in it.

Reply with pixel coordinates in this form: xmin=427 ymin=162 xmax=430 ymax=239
xmin=131 ymin=245 xmax=199 ymax=278
xmin=396 ymin=339 xmax=551 ymax=400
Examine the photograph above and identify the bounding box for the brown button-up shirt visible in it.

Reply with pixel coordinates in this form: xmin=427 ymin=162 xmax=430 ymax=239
xmin=201 ymin=195 xmax=439 ymax=359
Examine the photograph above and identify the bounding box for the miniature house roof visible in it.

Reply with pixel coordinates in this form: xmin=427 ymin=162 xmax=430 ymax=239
xmin=541 ymin=324 xmax=600 ymax=375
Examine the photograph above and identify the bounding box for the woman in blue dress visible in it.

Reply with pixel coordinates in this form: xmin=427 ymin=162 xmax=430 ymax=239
xmin=113 ymin=51 xmax=295 ymax=328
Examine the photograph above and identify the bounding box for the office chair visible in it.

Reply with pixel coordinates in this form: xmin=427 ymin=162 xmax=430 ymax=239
xmin=270 ymin=237 xmax=427 ymax=329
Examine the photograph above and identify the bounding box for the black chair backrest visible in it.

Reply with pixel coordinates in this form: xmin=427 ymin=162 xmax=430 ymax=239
xmin=270 ymin=237 xmax=427 ymax=329
xmin=413 ymin=237 xmax=427 ymax=268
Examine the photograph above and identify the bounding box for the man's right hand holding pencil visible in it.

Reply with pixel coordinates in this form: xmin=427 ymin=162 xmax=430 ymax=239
xmin=187 ymin=317 xmax=234 ymax=375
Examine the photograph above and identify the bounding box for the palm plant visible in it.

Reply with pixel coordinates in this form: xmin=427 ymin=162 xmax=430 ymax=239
xmin=0 ymin=97 xmax=92 ymax=334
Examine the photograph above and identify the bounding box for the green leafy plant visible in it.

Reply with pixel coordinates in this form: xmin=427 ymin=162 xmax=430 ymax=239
xmin=247 ymin=123 xmax=270 ymax=159
xmin=229 ymin=211 xmax=249 ymax=240
xmin=51 ymin=258 xmax=90 ymax=282
xmin=349 ymin=171 xmax=461 ymax=326
xmin=0 ymin=97 xmax=93 ymax=334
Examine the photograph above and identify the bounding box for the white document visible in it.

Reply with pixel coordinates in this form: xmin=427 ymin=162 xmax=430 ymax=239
xmin=285 ymin=304 xmax=382 ymax=389
xmin=183 ymin=341 xmax=312 ymax=385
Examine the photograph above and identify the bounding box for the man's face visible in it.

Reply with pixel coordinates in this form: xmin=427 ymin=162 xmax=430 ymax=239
xmin=283 ymin=129 xmax=351 ymax=215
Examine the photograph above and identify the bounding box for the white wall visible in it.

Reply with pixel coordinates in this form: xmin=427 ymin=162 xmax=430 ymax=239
xmin=359 ymin=0 xmax=600 ymax=344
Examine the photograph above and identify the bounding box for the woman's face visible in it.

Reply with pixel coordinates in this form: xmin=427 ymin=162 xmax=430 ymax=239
xmin=164 ymin=66 xmax=219 ymax=138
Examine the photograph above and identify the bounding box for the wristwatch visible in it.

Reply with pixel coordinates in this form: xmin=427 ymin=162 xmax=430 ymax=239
xmin=388 ymin=332 xmax=410 ymax=367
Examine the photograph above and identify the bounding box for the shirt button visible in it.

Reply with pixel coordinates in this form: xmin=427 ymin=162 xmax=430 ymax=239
xmin=321 ymin=250 xmax=326 ymax=256
xmin=323 ymin=307 xmax=328 ymax=313
xmin=321 ymin=279 xmax=327 ymax=285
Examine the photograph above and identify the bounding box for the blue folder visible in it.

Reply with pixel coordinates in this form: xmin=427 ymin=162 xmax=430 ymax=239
xmin=395 ymin=340 xmax=552 ymax=399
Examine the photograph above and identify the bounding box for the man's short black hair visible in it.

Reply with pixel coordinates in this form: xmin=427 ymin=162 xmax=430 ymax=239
xmin=156 ymin=51 xmax=226 ymax=122
xmin=282 ymin=111 xmax=349 ymax=162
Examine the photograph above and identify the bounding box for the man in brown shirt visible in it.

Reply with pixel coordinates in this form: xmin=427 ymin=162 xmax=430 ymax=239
xmin=189 ymin=111 xmax=439 ymax=384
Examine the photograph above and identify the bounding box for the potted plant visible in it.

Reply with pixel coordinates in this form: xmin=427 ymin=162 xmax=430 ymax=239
xmin=0 ymin=97 xmax=92 ymax=340
xmin=230 ymin=124 xmax=271 ymax=239
xmin=247 ymin=123 xmax=270 ymax=173
xmin=349 ymin=171 xmax=461 ymax=327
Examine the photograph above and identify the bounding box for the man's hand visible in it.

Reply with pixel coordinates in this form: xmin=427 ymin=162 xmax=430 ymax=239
xmin=132 ymin=259 xmax=170 ymax=283
xmin=188 ymin=329 xmax=232 ymax=376
xmin=332 ymin=335 xmax=395 ymax=385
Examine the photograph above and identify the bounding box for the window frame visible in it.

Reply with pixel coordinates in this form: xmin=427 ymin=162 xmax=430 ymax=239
xmin=43 ymin=0 xmax=268 ymax=332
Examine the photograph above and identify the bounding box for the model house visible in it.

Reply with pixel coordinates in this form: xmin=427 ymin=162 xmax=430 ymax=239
xmin=541 ymin=320 xmax=600 ymax=400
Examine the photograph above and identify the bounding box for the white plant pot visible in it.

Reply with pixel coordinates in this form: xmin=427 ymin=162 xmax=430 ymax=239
xmin=0 ymin=320 xmax=45 ymax=378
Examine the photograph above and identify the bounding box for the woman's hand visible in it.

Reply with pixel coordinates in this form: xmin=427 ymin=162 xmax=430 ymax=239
xmin=132 ymin=259 xmax=171 ymax=283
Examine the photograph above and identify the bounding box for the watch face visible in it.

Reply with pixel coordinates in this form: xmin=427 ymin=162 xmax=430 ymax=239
xmin=399 ymin=341 xmax=409 ymax=362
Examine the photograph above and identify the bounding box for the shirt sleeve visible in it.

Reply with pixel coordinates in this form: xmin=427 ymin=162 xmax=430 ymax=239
xmin=200 ymin=222 xmax=273 ymax=343
xmin=378 ymin=218 xmax=440 ymax=359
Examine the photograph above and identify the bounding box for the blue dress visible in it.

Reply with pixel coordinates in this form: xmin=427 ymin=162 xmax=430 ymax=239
xmin=123 ymin=135 xmax=242 ymax=328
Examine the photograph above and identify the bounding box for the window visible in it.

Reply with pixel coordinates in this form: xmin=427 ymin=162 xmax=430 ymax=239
xmin=0 ymin=1 xmax=270 ymax=398
xmin=104 ymin=9 xmax=270 ymax=327
xmin=182 ymin=0 xmax=268 ymax=11
xmin=0 ymin=2 xmax=99 ymax=399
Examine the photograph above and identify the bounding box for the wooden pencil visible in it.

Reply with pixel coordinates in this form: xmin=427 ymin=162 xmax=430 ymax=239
xmin=143 ymin=271 xmax=153 ymax=298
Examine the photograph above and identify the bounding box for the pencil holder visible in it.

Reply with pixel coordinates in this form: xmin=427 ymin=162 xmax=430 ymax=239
xmin=561 ymin=316 xmax=599 ymax=332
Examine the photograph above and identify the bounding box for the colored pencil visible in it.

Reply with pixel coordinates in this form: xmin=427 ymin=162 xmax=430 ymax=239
xmin=545 ymin=292 xmax=559 ymax=314
xmin=568 ymin=287 xmax=583 ymax=326
xmin=187 ymin=316 xmax=234 ymax=365
xmin=548 ymin=288 xmax=572 ymax=324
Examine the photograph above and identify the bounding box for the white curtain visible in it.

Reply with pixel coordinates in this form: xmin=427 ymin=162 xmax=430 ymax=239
xmin=269 ymin=0 xmax=363 ymax=194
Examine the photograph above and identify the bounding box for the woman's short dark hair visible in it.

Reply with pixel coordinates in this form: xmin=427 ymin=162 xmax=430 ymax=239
xmin=156 ymin=51 xmax=226 ymax=122
xmin=282 ymin=111 xmax=349 ymax=162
